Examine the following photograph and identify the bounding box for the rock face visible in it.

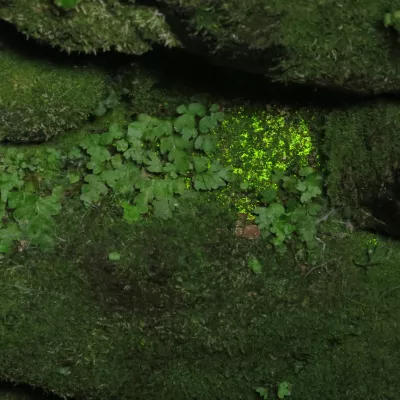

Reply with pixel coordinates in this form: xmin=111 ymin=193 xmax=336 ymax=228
xmin=322 ymin=100 xmax=400 ymax=236
xmin=157 ymin=0 xmax=400 ymax=95
xmin=0 ymin=35 xmax=107 ymax=142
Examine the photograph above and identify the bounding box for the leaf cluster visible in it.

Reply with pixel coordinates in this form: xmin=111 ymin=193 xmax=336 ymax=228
xmin=77 ymin=103 xmax=232 ymax=223
xmin=254 ymin=166 xmax=324 ymax=254
xmin=0 ymin=148 xmax=65 ymax=253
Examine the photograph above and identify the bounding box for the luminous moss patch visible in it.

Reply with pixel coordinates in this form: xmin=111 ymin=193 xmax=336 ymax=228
xmin=212 ymin=106 xmax=316 ymax=215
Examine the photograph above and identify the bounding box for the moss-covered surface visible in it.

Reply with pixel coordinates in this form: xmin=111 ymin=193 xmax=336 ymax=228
xmin=0 ymin=0 xmax=181 ymax=54
xmin=0 ymin=40 xmax=107 ymax=142
xmin=1 ymin=186 xmax=400 ymax=400
xmin=322 ymin=100 xmax=400 ymax=234
xmin=160 ymin=0 xmax=400 ymax=94
xmin=0 ymin=97 xmax=400 ymax=399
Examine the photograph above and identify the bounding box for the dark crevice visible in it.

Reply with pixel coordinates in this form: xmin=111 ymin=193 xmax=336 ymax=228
xmin=0 ymin=380 xmax=69 ymax=400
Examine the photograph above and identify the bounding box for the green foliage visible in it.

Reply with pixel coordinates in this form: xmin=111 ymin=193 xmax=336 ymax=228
xmin=108 ymin=251 xmax=121 ymax=261
xmin=277 ymin=382 xmax=292 ymax=399
xmin=8 ymin=187 xmax=63 ymax=252
xmin=253 ymin=167 xmax=323 ymax=255
xmin=93 ymin=88 xmax=121 ymax=117
xmin=248 ymin=256 xmax=262 ymax=274
xmin=78 ymin=103 xmax=232 ymax=221
xmin=256 ymin=387 xmax=269 ymax=399
xmin=54 ymin=0 xmax=78 ymax=9
xmin=0 ymin=103 xmax=230 ymax=254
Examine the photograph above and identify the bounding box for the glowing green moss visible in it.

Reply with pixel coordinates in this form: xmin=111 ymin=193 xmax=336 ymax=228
xmin=212 ymin=106 xmax=317 ymax=215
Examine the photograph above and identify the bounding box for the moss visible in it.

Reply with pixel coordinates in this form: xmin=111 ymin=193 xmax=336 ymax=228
xmin=0 ymin=0 xmax=181 ymax=54
xmin=161 ymin=0 xmax=400 ymax=93
xmin=322 ymin=100 xmax=400 ymax=229
xmin=210 ymin=105 xmax=318 ymax=215
xmin=2 ymin=188 xmax=400 ymax=399
xmin=0 ymin=42 xmax=107 ymax=142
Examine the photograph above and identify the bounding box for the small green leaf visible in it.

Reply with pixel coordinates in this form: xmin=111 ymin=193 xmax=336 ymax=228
xmin=108 ymin=251 xmax=121 ymax=261
xmin=121 ymin=200 xmax=141 ymax=224
xmin=209 ymin=104 xmax=219 ymax=113
xmin=199 ymin=115 xmax=218 ymax=133
xmin=194 ymin=135 xmax=216 ymax=155
xmin=93 ymin=102 xmax=107 ymax=117
xmin=174 ymin=113 xmax=196 ymax=134
xmin=193 ymin=157 xmax=209 ymax=173
xmin=299 ymin=166 xmax=314 ymax=177
xmin=240 ymin=182 xmax=250 ymax=190
xmin=248 ymin=257 xmax=262 ymax=274
xmin=176 ymin=104 xmax=187 ymax=114
xmin=54 ymin=0 xmax=78 ymax=9
xmin=68 ymin=147 xmax=84 ymax=160
xmin=188 ymin=103 xmax=207 ymax=117
xmin=80 ymin=175 xmax=108 ymax=205
xmin=296 ymin=181 xmax=307 ymax=192
xmin=261 ymin=187 xmax=277 ymax=202
xmin=68 ymin=173 xmax=80 ymax=184
xmin=100 ymin=124 xmax=124 ymax=145
xmin=271 ymin=169 xmax=285 ymax=183
xmin=277 ymin=382 xmax=292 ymax=399
xmin=307 ymin=203 xmax=321 ymax=216
xmin=111 ymin=154 xmax=123 ymax=169
xmin=115 ymin=139 xmax=129 ymax=152
xmin=153 ymin=196 xmax=176 ymax=220
xmin=144 ymin=152 xmax=163 ymax=173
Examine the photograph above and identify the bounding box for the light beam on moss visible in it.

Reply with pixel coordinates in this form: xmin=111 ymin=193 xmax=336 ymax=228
xmin=212 ymin=106 xmax=318 ymax=215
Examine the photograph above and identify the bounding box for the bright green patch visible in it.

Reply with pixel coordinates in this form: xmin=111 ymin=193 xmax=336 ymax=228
xmin=211 ymin=106 xmax=316 ymax=215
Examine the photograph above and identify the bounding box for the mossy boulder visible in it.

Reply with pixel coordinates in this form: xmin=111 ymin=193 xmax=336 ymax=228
xmin=157 ymin=0 xmax=400 ymax=95
xmin=0 ymin=0 xmax=181 ymax=55
xmin=0 ymin=40 xmax=107 ymax=142
xmin=322 ymin=100 xmax=400 ymax=235
xmin=3 ymin=1 xmax=398 ymax=94
xmin=1 ymin=190 xmax=400 ymax=399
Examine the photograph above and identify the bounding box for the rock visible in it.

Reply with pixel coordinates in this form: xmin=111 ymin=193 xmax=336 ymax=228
xmin=322 ymin=99 xmax=400 ymax=236
xmin=234 ymin=213 xmax=260 ymax=239
xmin=0 ymin=0 xmax=181 ymax=55
xmin=0 ymin=33 xmax=107 ymax=142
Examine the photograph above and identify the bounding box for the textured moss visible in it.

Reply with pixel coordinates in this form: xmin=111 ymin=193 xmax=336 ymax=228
xmin=1 ymin=187 xmax=400 ymax=399
xmin=0 ymin=42 xmax=107 ymax=142
xmin=0 ymin=0 xmax=181 ymax=54
xmin=322 ymin=100 xmax=400 ymax=230
xmin=159 ymin=0 xmax=400 ymax=94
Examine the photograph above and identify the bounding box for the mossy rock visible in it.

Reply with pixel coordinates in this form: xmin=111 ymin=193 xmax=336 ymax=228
xmin=2 ymin=189 xmax=400 ymax=399
xmin=0 ymin=40 xmax=107 ymax=142
xmin=322 ymin=100 xmax=400 ymax=235
xmin=0 ymin=0 xmax=181 ymax=54
xmin=158 ymin=0 xmax=400 ymax=94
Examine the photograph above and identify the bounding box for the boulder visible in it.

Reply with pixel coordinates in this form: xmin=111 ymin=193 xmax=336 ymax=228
xmin=0 ymin=0 xmax=181 ymax=54
xmin=322 ymin=100 xmax=400 ymax=236
xmin=0 ymin=34 xmax=107 ymax=142
xmin=155 ymin=0 xmax=400 ymax=95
